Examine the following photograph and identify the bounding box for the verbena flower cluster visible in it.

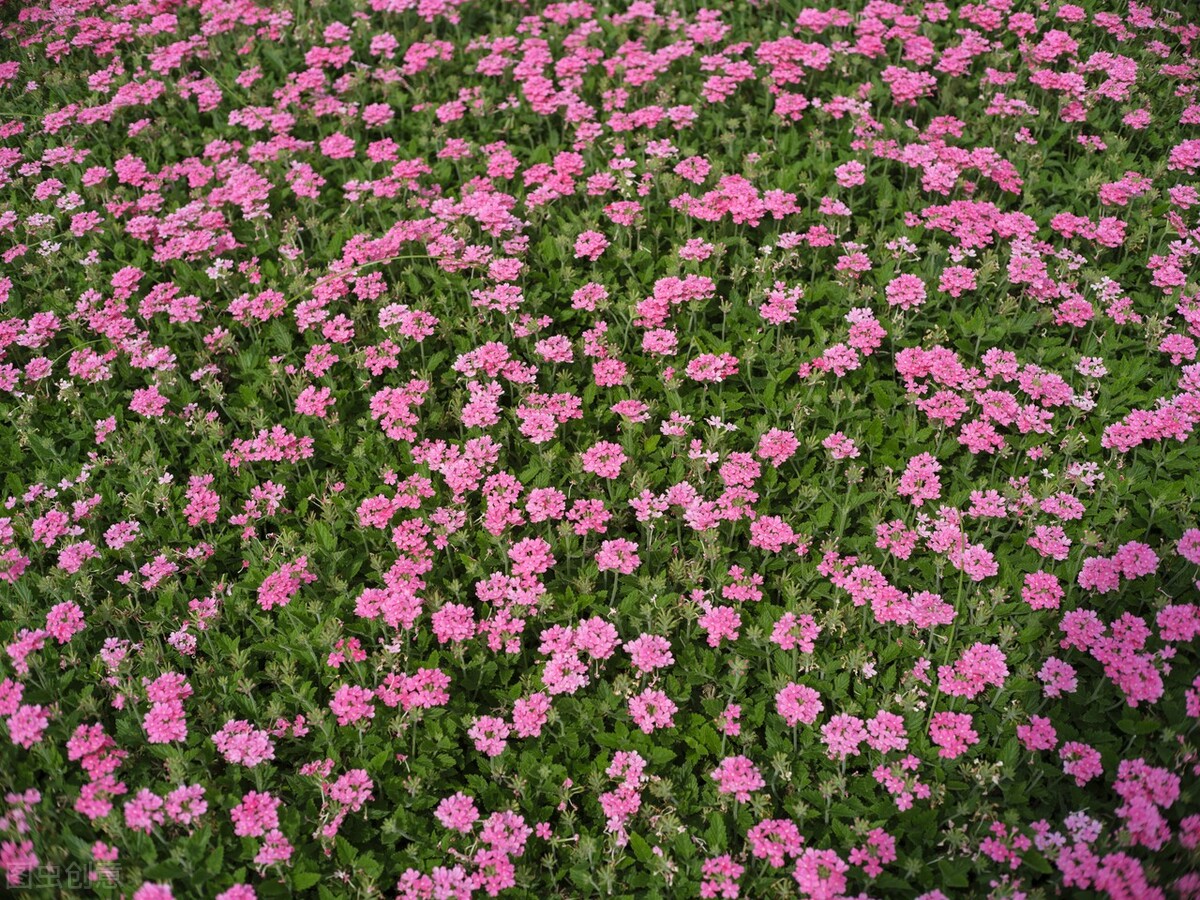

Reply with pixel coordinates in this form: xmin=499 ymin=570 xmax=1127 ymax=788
xmin=0 ymin=0 xmax=1198 ymax=897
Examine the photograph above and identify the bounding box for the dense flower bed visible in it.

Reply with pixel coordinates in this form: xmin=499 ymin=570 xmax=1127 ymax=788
xmin=1 ymin=0 xmax=1199 ymax=896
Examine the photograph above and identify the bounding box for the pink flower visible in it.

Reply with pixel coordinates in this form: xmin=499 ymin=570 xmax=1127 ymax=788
xmin=866 ymin=711 xmax=909 ymax=754
xmin=329 ymin=684 xmax=375 ymax=726
xmin=143 ymin=701 xmax=187 ymax=744
xmin=1061 ymin=741 xmax=1104 ymax=786
xmin=882 ymin=65 xmax=937 ymax=104
xmin=821 ymin=432 xmax=859 ymax=459
xmin=776 ymin=683 xmax=823 ymax=727
xmin=1017 ymin=715 xmax=1058 ymax=752
xmin=133 ymin=884 xmax=173 ymax=900
xmin=511 ymin=693 xmax=550 ymax=738
xmin=759 ymin=282 xmax=803 ymax=324
xmin=254 ymin=830 xmax=293 ymax=866
xmin=770 ymin=613 xmax=821 ymax=652
xmin=897 ymin=453 xmax=942 ymax=506
xmin=319 ymin=133 xmax=356 ymax=159
xmin=697 ymin=604 xmax=741 ymax=647
xmin=626 ymin=634 xmax=674 ymax=674
xmin=6 ymin=704 xmax=50 ymax=749
xmin=1178 ymin=528 xmax=1200 ymax=564
xmin=834 ymin=160 xmax=866 ymax=188
xmin=628 ymin=688 xmax=677 ymax=733
xmin=595 ymin=538 xmax=640 ymax=574
xmin=0 ymin=838 xmax=38 ymax=887
xmin=468 ymin=715 xmax=510 ymax=757
xmin=938 ymin=265 xmax=977 ymax=297
xmin=937 ymin=643 xmax=1008 ymax=700
xmin=928 ymin=712 xmax=979 ymax=759
xmin=710 ymin=755 xmax=765 ymax=801
xmin=129 ymin=385 xmax=169 ymax=418
xmin=574 ymin=230 xmax=609 ymax=261
xmin=165 ymin=784 xmax=208 ymax=825
xmin=256 ymin=556 xmax=317 ymax=611
xmin=230 ymin=791 xmax=280 ymax=838
xmin=295 ymin=385 xmax=335 ymax=417
xmin=686 ymin=353 xmax=739 ymax=383
xmin=821 ymin=713 xmax=868 ymax=759
xmin=45 ymin=602 xmax=84 ymax=643
xmin=435 ymin=792 xmax=479 ymax=833
xmin=432 ymin=603 xmax=475 ymax=644
xmin=747 ymin=819 xmax=804 ymax=868
xmin=580 ymin=441 xmax=627 ymax=479
xmin=1038 ymin=657 xmax=1079 ymax=698
xmin=749 ymin=516 xmax=796 ymax=553
xmin=212 ymin=720 xmax=276 ymax=767
xmin=851 ymin=828 xmax=897 ymax=879
xmin=885 ymin=274 xmax=927 ymax=310
xmin=717 ymin=704 xmax=741 ymax=737
xmin=793 ymin=848 xmax=849 ymax=899
xmin=1022 ymin=571 xmax=1063 ymax=610
xmin=700 ymin=854 xmax=744 ymax=898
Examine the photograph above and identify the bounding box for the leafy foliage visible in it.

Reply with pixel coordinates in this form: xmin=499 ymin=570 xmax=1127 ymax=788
xmin=0 ymin=0 xmax=1198 ymax=897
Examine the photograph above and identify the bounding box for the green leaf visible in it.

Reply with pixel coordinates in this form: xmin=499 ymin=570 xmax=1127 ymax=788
xmin=312 ymin=521 xmax=336 ymax=552
xmin=205 ymin=841 xmax=224 ymax=876
xmin=628 ymin=832 xmax=655 ymax=864
xmin=937 ymin=858 xmax=970 ymax=888
xmin=294 ymin=872 xmax=322 ymax=890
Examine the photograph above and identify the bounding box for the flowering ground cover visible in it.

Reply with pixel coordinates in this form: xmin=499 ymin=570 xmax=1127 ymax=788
xmin=2 ymin=0 xmax=1200 ymax=896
